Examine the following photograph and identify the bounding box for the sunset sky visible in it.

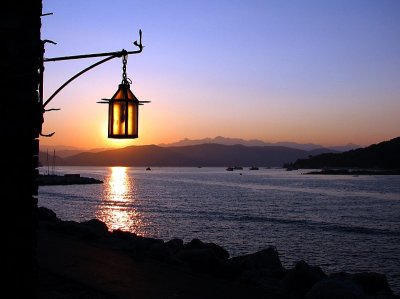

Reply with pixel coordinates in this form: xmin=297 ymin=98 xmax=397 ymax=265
xmin=40 ymin=0 xmax=400 ymax=149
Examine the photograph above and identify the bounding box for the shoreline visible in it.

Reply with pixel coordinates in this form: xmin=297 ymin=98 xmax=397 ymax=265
xmin=37 ymin=207 xmax=398 ymax=298
xmin=304 ymin=169 xmax=400 ymax=175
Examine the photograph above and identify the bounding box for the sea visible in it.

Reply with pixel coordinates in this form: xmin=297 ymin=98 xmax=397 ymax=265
xmin=38 ymin=166 xmax=400 ymax=293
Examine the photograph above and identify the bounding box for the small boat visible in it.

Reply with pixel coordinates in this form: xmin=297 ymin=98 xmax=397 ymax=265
xmin=146 ymin=167 xmax=151 ymax=171
xmin=226 ymin=167 xmax=234 ymax=171
xmin=249 ymin=166 xmax=259 ymax=170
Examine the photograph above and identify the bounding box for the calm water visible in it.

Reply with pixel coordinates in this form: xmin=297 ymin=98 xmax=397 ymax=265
xmin=39 ymin=167 xmax=400 ymax=293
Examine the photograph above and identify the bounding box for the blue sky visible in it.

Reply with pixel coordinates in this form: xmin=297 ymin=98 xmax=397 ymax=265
xmin=41 ymin=0 xmax=400 ymax=148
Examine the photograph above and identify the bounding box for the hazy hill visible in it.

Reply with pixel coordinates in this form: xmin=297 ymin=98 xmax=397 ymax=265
xmin=165 ymin=144 xmax=310 ymax=167
xmin=329 ymin=143 xmax=361 ymax=152
xmin=56 ymin=143 xmax=326 ymax=167
xmin=159 ymin=136 xmax=360 ymax=152
xmin=159 ymin=136 xmax=269 ymax=147
xmin=38 ymin=151 xmax=64 ymax=168
xmin=288 ymin=137 xmax=400 ymax=169
xmin=40 ymin=145 xmax=113 ymax=158
xmin=58 ymin=145 xmax=191 ymax=166
xmin=39 ymin=137 xmax=357 ymax=159
xmin=308 ymin=147 xmax=339 ymax=156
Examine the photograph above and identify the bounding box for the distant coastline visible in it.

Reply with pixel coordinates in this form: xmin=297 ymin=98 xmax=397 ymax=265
xmin=305 ymin=169 xmax=400 ymax=175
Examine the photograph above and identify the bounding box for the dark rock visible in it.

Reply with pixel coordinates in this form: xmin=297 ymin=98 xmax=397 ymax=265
xmin=165 ymin=238 xmax=184 ymax=254
xmin=37 ymin=206 xmax=60 ymax=222
xmin=112 ymin=229 xmax=137 ymax=240
xmin=179 ymin=239 xmax=229 ymax=263
xmin=104 ymin=236 xmax=137 ymax=253
xmin=241 ymin=247 xmax=282 ymax=270
xmin=183 ymin=238 xmax=205 ymax=250
xmin=307 ymin=277 xmax=366 ymax=299
xmin=54 ymin=219 xmax=109 ymax=240
xmin=206 ymin=242 xmax=230 ymax=260
xmin=133 ymin=236 xmax=164 ymax=252
xmin=330 ymin=272 xmax=353 ymax=280
xmin=222 ymin=247 xmax=287 ymax=293
xmin=237 ymin=268 xmax=286 ymax=290
xmin=214 ymin=259 xmax=240 ymax=279
xmin=81 ymin=219 xmax=109 ymax=236
xmin=148 ymin=243 xmax=171 ymax=261
xmin=104 ymin=230 xmax=138 ymax=252
xmin=352 ymin=272 xmax=392 ymax=295
xmin=235 ymin=247 xmax=284 ymax=277
xmin=283 ymin=260 xmax=327 ymax=296
xmin=176 ymin=248 xmax=219 ymax=273
xmin=57 ymin=220 xmax=85 ymax=235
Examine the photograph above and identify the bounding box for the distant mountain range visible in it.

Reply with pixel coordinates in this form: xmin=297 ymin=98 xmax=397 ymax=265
xmin=40 ymin=137 xmax=360 ymax=159
xmin=158 ymin=136 xmax=361 ymax=152
xmin=38 ymin=137 xmax=369 ymax=167
xmin=287 ymin=137 xmax=400 ymax=169
xmin=39 ymin=143 xmax=338 ymax=167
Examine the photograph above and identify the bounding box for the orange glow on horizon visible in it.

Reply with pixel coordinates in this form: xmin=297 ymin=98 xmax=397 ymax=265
xmin=39 ymin=87 xmax=399 ymax=150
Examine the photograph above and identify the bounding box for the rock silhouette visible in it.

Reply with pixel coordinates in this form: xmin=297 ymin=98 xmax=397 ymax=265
xmin=38 ymin=207 xmax=398 ymax=299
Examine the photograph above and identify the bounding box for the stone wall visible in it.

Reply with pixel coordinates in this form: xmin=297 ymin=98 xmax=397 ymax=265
xmin=1 ymin=1 xmax=42 ymax=297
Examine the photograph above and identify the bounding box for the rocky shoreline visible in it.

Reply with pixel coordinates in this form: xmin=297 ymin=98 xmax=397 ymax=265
xmin=38 ymin=207 xmax=398 ymax=299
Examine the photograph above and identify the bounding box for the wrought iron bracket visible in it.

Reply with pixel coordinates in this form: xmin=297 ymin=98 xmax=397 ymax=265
xmin=39 ymin=30 xmax=144 ymax=137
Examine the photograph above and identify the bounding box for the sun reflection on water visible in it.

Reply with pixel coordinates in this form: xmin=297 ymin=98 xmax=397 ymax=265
xmin=109 ymin=166 xmax=130 ymax=201
xmin=95 ymin=167 xmax=148 ymax=235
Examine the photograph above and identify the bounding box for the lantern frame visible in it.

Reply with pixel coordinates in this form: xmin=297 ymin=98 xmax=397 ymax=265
xmin=98 ymin=82 xmax=149 ymax=139
xmin=108 ymin=83 xmax=139 ymax=138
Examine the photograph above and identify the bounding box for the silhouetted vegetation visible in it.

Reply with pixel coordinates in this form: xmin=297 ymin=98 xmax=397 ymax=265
xmin=285 ymin=137 xmax=400 ymax=170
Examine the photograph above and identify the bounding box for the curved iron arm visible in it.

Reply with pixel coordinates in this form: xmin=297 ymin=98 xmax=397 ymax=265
xmin=43 ymin=54 xmax=116 ymax=108
xmin=42 ymin=30 xmax=143 ymax=108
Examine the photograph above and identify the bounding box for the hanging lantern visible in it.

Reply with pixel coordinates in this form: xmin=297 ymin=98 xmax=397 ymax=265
xmin=108 ymin=82 xmax=138 ymax=138
xmin=98 ymin=55 xmax=149 ymax=139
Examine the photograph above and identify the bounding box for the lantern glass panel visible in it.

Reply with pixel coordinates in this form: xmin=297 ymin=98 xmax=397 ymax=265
xmin=127 ymin=102 xmax=138 ymax=136
xmin=113 ymin=101 xmax=126 ymax=135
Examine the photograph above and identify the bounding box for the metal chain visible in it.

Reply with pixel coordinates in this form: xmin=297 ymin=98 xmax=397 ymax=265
xmin=122 ymin=55 xmax=128 ymax=83
xmin=122 ymin=54 xmax=132 ymax=84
